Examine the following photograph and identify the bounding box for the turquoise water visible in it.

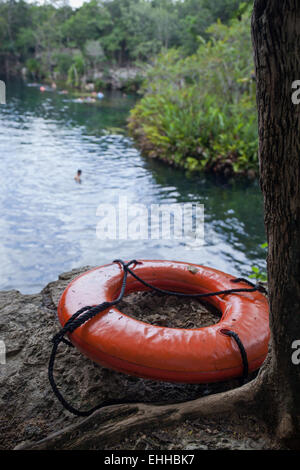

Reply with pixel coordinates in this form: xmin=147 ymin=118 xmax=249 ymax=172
xmin=0 ymin=81 xmax=266 ymax=293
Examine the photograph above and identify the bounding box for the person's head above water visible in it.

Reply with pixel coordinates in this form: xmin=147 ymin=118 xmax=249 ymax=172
xmin=74 ymin=169 xmax=82 ymax=183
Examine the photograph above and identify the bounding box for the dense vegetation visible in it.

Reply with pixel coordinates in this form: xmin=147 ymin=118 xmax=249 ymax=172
xmin=0 ymin=0 xmax=257 ymax=178
xmin=128 ymin=6 xmax=258 ymax=178
xmin=0 ymin=0 xmax=248 ymax=89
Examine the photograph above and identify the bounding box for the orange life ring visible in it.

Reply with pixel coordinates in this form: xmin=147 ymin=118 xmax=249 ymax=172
xmin=57 ymin=260 xmax=269 ymax=383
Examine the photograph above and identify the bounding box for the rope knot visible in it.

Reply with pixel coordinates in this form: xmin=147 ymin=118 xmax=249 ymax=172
xmin=51 ymin=332 xmax=63 ymax=345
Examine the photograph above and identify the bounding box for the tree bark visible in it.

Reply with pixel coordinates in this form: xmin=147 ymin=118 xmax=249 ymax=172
xmin=251 ymin=0 xmax=300 ymax=448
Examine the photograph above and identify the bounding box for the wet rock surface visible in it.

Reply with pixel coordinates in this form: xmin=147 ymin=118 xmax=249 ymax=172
xmin=0 ymin=267 xmax=277 ymax=450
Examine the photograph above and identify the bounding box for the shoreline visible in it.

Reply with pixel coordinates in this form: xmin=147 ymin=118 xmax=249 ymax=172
xmin=13 ymin=64 xmax=145 ymax=94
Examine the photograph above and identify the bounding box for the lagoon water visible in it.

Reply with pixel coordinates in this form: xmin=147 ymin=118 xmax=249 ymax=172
xmin=0 ymin=81 xmax=266 ymax=294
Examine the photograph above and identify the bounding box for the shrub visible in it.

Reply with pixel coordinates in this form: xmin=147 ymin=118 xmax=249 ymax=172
xmin=128 ymin=8 xmax=258 ymax=178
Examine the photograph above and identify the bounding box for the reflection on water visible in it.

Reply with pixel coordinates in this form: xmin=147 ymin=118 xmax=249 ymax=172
xmin=0 ymin=81 xmax=266 ymax=294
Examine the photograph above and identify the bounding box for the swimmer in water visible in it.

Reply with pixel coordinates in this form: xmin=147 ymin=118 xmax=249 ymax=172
xmin=74 ymin=169 xmax=82 ymax=183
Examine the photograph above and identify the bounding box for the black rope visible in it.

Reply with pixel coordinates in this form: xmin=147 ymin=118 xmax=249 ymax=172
xmin=220 ymin=329 xmax=249 ymax=385
xmin=48 ymin=259 xmax=266 ymax=416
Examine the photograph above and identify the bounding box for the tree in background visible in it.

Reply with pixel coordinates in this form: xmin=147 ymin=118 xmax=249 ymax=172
xmin=84 ymin=39 xmax=106 ymax=76
xmin=0 ymin=0 xmax=250 ymax=78
xmin=62 ymin=0 xmax=111 ymax=49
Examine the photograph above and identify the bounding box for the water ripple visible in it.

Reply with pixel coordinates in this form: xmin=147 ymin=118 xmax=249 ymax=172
xmin=0 ymin=83 xmax=266 ymax=293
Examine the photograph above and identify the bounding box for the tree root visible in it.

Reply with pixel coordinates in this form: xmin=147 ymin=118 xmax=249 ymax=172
xmin=15 ymin=379 xmax=260 ymax=450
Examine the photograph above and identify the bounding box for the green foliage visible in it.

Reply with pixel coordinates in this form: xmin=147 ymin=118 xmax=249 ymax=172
xmin=62 ymin=1 xmax=112 ymax=48
xmin=16 ymin=27 xmax=36 ymax=57
xmin=249 ymin=243 xmax=268 ymax=282
xmin=249 ymin=266 xmax=267 ymax=283
xmin=128 ymin=9 xmax=258 ymax=177
xmin=25 ymin=58 xmax=43 ymax=79
xmin=94 ymin=78 xmax=107 ymax=91
xmin=67 ymin=53 xmax=85 ymax=88
xmin=54 ymin=53 xmax=73 ymax=77
xmin=0 ymin=0 xmax=249 ymax=81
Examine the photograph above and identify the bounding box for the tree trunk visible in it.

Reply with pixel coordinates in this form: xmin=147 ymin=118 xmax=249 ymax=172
xmin=251 ymin=0 xmax=300 ymax=448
